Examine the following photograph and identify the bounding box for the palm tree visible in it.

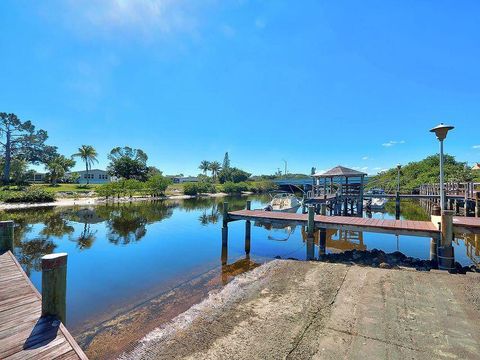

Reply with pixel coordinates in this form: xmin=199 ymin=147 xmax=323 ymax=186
xmin=209 ymin=161 xmax=222 ymax=182
xmin=73 ymin=145 xmax=99 ymax=185
xmin=199 ymin=160 xmax=210 ymax=175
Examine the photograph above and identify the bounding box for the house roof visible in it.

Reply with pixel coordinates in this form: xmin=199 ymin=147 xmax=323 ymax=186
xmin=313 ymin=165 xmax=367 ymax=178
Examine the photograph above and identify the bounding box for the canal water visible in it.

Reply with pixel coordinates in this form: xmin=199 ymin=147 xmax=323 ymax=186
xmin=1 ymin=195 xmax=478 ymax=357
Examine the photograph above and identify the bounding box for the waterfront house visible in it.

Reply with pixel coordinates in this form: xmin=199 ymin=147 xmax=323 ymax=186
xmin=172 ymin=176 xmax=199 ymax=184
xmin=68 ymin=169 xmax=111 ymax=184
xmin=472 ymin=163 xmax=480 ymax=171
xmin=27 ymin=172 xmax=47 ymax=183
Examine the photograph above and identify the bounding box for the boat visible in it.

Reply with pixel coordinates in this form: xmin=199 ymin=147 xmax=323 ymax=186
xmin=364 ymin=188 xmax=388 ymax=211
xmin=264 ymin=192 xmax=302 ymax=213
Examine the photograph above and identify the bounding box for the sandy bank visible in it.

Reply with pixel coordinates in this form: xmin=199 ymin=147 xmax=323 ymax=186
xmin=120 ymin=260 xmax=480 ymax=360
xmin=0 ymin=192 xmax=231 ymax=210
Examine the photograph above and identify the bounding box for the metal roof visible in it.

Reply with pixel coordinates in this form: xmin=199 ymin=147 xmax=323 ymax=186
xmin=313 ymin=165 xmax=367 ymax=178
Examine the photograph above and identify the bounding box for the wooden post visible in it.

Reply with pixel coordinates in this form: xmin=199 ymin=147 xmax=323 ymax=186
xmin=395 ymin=191 xmax=401 ymax=220
xmin=246 ymin=200 xmax=251 ymax=211
xmin=0 ymin=220 xmax=14 ymax=253
xmin=307 ymin=206 xmax=315 ymax=236
xmin=245 ymin=220 xmax=251 ymax=255
xmin=222 ymin=225 xmax=228 ymax=265
xmin=222 ymin=202 xmax=229 ymax=227
xmin=306 ymin=235 xmax=315 ymax=260
xmin=438 ymin=210 xmax=455 ymax=271
xmin=430 ymin=235 xmax=438 ymax=264
xmin=358 ymin=175 xmax=364 ymax=216
xmin=476 ymin=192 xmax=479 ymax=218
xmin=320 ymin=203 xmax=327 ymax=216
xmin=319 ymin=227 xmax=327 ymax=256
xmin=41 ymin=253 xmax=68 ymax=324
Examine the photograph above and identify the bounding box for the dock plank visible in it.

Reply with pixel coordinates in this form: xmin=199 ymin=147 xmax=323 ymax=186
xmin=228 ymin=210 xmax=444 ymax=237
xmin=0 ymin=251 xmax=88 ymax=360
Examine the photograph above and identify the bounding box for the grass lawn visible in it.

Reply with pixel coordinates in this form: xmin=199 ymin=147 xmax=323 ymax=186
xmin=165 ymin=183 xmax=185 ymax=195
xmin=34 ymin=183 xmax=102 ymax=194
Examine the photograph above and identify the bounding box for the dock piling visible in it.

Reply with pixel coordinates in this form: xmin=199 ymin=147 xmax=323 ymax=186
xmin=476 ymin=193 xmax=479 ymax=218
xmin=41 ymin=253 xmax=68 ymax=324
xmin=319 ymin=228 xmax=327 ymax=256
xmin=307 ymin=206 xmax=315 ymax=236
xmin=0 ymin=220 xmax=14 ymax=253
xmin=320 ymin=203 xmax=327 ymax=216
xmin=222 ymin=225 xmax=228 ymax=265
xmin=438 ymin=210 xmax=455 ymax=271
xmin=223 ymin=202 xmax=229 ymax=227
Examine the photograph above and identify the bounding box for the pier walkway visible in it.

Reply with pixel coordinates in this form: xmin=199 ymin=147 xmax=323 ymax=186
xmin=0 ymin=251 xmax=87 ymax=360
xmin=228 ymin=210 xmax=480 ymax=236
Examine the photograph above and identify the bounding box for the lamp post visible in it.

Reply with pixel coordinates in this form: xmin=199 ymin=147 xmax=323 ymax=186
xmin=430 ymin=123 xmax=454 ymax=211
xmin=396 ymin=164 xmax=401 ymax=193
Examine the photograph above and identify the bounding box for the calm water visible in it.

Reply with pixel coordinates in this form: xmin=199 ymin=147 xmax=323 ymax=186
xmin=2 ymin=195 xmax=478 ymax=334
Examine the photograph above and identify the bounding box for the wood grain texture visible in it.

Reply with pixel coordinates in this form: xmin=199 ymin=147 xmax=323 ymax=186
xmin=0 ymin=251 xmax=88 ymax=360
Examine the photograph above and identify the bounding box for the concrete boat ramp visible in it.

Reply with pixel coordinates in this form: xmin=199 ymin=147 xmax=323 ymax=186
xmin=121 ymin=260 xmax=480 ymax=360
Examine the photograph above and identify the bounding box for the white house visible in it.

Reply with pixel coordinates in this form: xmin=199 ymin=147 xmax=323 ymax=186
xmin=172 ymin=176 xmax=198 ymax=184
xmin=69 ymin=169 xmax=111 ymax=184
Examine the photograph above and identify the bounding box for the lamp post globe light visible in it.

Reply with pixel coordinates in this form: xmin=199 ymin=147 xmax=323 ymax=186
xmin=430 ymin=123 xmax=454 ymax=211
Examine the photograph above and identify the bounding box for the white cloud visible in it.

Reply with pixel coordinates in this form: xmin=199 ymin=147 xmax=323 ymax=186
xmin=473 ymin=145 xmax=480 ymax=149
xmin=362 ymin=156 xmax=369 ymax=160
xmin=57 ymin=0 xmax=206 ymax=39
xmin=382 ymin=140 xmax=406 ymax=147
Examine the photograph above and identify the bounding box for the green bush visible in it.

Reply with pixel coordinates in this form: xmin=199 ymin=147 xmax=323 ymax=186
xmin=183 ymin=182 xmax=216 ymax=195
xmin=146 ymin=175 xmax=171 ymax=197
xmin=247 ymin=180 xmax=277 ymax=193
xmin=221 ymin=181 xmax=249 ymax=194
xmin=3 ymin=187 xmax=55 ymax=203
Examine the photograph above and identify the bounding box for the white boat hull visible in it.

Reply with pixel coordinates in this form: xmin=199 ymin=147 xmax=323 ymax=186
xmin=271 ymin=205 xmax=301 ymax=213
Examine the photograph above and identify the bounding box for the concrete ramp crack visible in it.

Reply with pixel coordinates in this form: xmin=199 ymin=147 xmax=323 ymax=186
xmin=286 ymin=267 xmax=350 ymax=359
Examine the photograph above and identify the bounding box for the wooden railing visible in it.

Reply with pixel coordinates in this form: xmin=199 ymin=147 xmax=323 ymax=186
xmin=419 ymin=182 xmax=480 ymax=199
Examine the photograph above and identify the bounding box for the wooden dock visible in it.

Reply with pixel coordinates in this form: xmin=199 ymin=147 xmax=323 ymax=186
xmin=0 ymin=251 xmax=88 ymax=360
xmin=228 ymin=210 xmax=480 ymax=237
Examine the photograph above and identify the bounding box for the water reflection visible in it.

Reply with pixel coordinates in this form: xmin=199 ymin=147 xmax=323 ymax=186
xmin=1 ymin=195 xmax=478 ymax=347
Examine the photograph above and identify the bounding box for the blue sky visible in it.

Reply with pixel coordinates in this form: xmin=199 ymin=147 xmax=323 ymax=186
xmin=1 ymin=0 xmax=479 ymax=176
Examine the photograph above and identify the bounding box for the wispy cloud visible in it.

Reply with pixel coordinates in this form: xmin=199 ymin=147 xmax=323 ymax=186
xmin=473 ymin=145 xmax=480 ymax=149
xmin=382 ymin=140 xmax=406 ymax=147
xmin=362 ymin=156 xmax=369 ymax=160
xmin=255 ymin=18 xmax=266 ymax=29
xmin=56 ymin=0 xmax=206 ymax=39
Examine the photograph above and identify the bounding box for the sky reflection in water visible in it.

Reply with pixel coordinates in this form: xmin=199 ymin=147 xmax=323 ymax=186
xmin=1 ymin=195 xmax=478 ymax=331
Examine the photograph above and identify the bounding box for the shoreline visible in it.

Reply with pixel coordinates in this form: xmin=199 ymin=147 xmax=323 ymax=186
xmin=0 ymin=191 xmax=244 ymax=211
xmin=119 ymin=259 xmax=480 ymax=360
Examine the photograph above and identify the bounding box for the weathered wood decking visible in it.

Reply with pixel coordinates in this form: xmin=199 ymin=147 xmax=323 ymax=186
xmin=0 ymin=251 xmax=88 ymax=360
xmin=228 ymin=210 xmax=480 ymax=237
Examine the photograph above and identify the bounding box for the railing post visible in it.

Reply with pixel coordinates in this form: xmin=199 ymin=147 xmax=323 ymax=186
xmin=41 ymin=253 xmax=68 ymax=324
xmin=246 ymin=200 xmax=251 ymax=211
xmin=0 ymin=221 xmax=14 ymax=253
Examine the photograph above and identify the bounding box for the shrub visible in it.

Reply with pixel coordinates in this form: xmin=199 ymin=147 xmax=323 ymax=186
xmin=183 ymin=182 xmax=216 ymax=195
xmin=221 ymin=181 xmax=248 ymax=194
xmin=247 ymin=180 xmax=277 ymax=193
xmin=3 ymin=187 xmax=55 ymax=203
xmin=146 ymin=175 xmax=171 ymax=197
